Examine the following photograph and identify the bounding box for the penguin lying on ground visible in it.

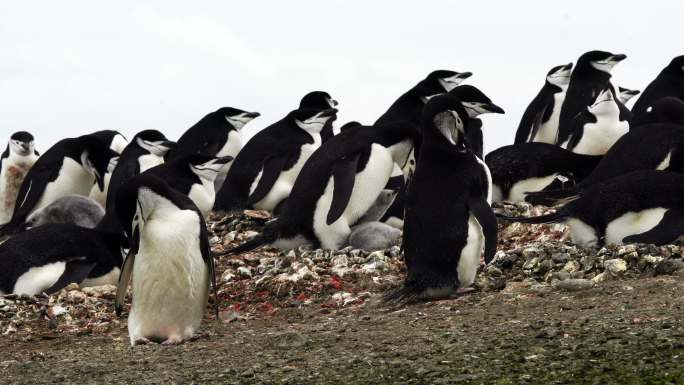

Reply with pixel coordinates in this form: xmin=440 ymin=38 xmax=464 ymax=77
xmin=486 ymin=143 xmax=602 ymax=203
xmin=144 ymin=154 xmax=232 ymax=216
xmin=0 ymin=224 xmax=122 ymax=295
xmin=224 ymin=121 xmax=420 ymax=252
xmin=115 ymin=174 xmax=216 ymax=346
xmin=300 ymin=91 xmax=338 ymax=142
xmin=0 ymin=132 xmax=39 ymax=225
xmin=630 ymin=97 xmax=684 ymax=127
xmin=26 ymin=195 xmax=105 ymax=229
xmin=386 ymin=94 xmax=497 ymax=304
xmin=557 ymin=50 xmax=627 ymax=145
xmin=618 ymin=87 xmax=640 ymax=105
xmin=214 ymin=107 xmax=337 ymax=213
xmin=632 ymin=55 xmax=684 ymax=116
xmin=499 ymin=170 xmax=684 ymax=247
xmin=0 ymin=134 xmax=115 ymax=236
xmin=525 ymin=122 xmax=684 ymax=206
xmin=348 ymin=222 xmax=401 ymax=251
xmin=515 ymin=63 xmax=573 ymax=145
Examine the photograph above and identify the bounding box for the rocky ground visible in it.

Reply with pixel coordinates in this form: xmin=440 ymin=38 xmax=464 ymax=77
xmin=1 ymin=203 xmax=684 ymax=384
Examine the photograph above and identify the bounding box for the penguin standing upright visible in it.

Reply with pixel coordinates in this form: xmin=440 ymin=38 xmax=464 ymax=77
xmin=0 ymin=134 xmax=114 ymax=236
xmin=375 ymin=70 xmax=472 ymax=127
xmin=618 ymin=87 xmax=640 ymax=105
xmin=514 ymin=63 xmax=573 ymax=144
xmin=0 ymin=223 xmax=123 ymax=295
xmin=632 ymin=55 xmax=684 ymax=116
xmin=561 ymin=88 xmax=630 ymax=155
xmin=114 ymin=174 xmax=215 ymax=346
xmin=387 ymin=94 xmax=497 ymax=303
xmin=0 ymin=132 xmax=39 ymax=225
xmin=144 ymin=154 xmax=232 ymax=216
xmin=557 ymin=50 xmax=627 ymax=145
xmin=299 ymin=91 xmax=338 ymax=142
xmin=223 ymin=121 xmax=421 ymax=252
xmin=214 ymin=107 xmax=337 ymax=213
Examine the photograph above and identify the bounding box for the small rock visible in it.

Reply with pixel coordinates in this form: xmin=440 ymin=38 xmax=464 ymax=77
xmin=237 ymin=267 xmax=252 ymax=278
xmin=221 ymin=270 xmax=236 ymax=283
xmin=592 ymin=272 xmax=609 ymax=284
xmin=554 ymin=279 xmax=594 ymax=291
xmin=551 ymin=253 xmax=569 ymax=263
xmin=219 ymin=311 xmax=240 ymax=323
xmin=81 ymin=285 xmax=116 ymax=299
xmin=522 ymin=247 xmax=541 ymax=259
xmin=656 ymin=259 xmax=684 ymax=275
xmin=604 ymin=258 xmax=627 ymax=276
xmin=563 ymin=260 xmax=580 ymax=274
xmin=273 ymin=332 xmax=308 ymax=349
xmin=66 ymin=290 xmax=86 ymax=304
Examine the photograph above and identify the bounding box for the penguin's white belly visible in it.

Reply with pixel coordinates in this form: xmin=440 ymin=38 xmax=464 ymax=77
xmin=533 ymin=93 xmax=565 ymax=144
xmin=138 ymin=154 xmax=164 ymax=173
xmin=127 ymin=211 xmax=209 ymax=345
xmin=188 ymin=182 xmax=215 ymax=216
xmin=81 ymin=267 xmax=120 ymax=288
xmin=566 ymin=218 xmax=598 ymax=247
xmin=88 ymin=172 xmax=112 ymax=208
xmin=570 ymin=120 xmax=629 ymax=156
xmin=457 ymin=214 xmax=484 ymax=288
xmin=507 ymin=174 xmax=558 ymax=202
xmin=0 ymin=159 xmax=35 ymax=224
xmin=313 ymin=144 xmax=394 ymax=249
xmin=33 ymin=158 xmax=92 ymax=215
xmin=251 ymin=141 xmax=320 ymax=211
xmin=606 ymin=207 xmax=668 ymax=245
xmin=13 ymin=261 xmax=66 ymax=295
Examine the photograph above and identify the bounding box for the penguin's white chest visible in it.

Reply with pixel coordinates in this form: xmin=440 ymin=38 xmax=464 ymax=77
xmin=506 ymin=173 xmax=559 ymax=202
xmin=12 ymin=261 xmax=66 ymax=295
xmin=457 ymin=214 xmax=484 ymax=288
xmin=0 ymin=157 xmax=36 ymax=223
xmin=188 ymin=180 xmax=215 ymax=216
xmin=605 ymin=207 xmax=668 ymax=245
xmin=216 ymin=130 xmax=242 ymax=172
xmin=138 ymin=154 xmax=164 ymax=173
xmin=570 ymin=117 xmax=629 ymax=156
xmin=534 ymin=92 xmax=566 ymax=144
xmin=33 ymin=158 xmax=92 ymax=215
xmin=127 ymin=210 xmax=209 ymax=345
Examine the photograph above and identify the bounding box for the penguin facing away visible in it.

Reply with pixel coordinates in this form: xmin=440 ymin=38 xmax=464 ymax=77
xmin=0 ymin=131 xmax=39 ymax=225
xmin=91 ymin=130 xmax=129 ymax=154
xmin=630 ymin=97 xmax=684 ymax=127
xmin=224 ymin=121 xmax=421 ymax=253
xmin=618 ymin=87 xmax=640 ymax=105
xmin=144 ymin=154 xmax=232 ymax=216
xmin=632 ymin=55 xmax=684 ymax=116
xmin=485 ymin=142 xmax=602 ymax=203
xmin=557 ymin=50 xmax=627 ymax=145
xmin=561 ymin=88 xmax=630 ymax=155
xmin=300 ymin=91 xmax=338 ymax=142
xmin=499 ymin=170 xmax=684 ymax=247
xmin=514 ymin=63 xmax=573 ymax=144
xmin=0 ymin=223 xmax=123 ymax=295
xmin=214 ymin=107 xmax=338 ymax=213
xmin=26 ymin=195 xmax=105 ymax=229
xmin=114 ymin=174 xmax=216 ymax=346
xmin=0 ymin=134 xmax=115 ymax=236
xmin=386 ymin=94 xmax=497 ymax=304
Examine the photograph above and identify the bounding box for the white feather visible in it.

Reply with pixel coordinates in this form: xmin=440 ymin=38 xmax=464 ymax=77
xmin=13 ymin=261 xmax=66 ymax=295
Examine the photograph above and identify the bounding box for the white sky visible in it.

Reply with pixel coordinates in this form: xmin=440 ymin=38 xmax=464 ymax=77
xmin=1 ymin=1 xmax=682 ymax=154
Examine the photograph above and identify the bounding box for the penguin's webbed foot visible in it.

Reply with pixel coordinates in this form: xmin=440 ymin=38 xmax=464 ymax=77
xmin=161 ymin=335 xmax=184 ymax=346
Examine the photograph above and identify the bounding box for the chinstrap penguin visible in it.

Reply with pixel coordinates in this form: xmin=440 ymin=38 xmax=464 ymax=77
xmin=0 ymin=131 xmax=39 ymax=225
xmin=299 ymin=91 xmax=338 ymax=142
xmin=91 ymin=130 xmax=128 ymax=154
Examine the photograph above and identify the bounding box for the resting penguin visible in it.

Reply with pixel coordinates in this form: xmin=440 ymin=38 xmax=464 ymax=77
xmin=485 ymin=142 xmax=602 ymax=203
xmin=618 ymin=87 xmax=640 ymax=105
xmin=557 ymin=50 xmax=627 ymax=145
xmin=632 ymin=55 xmax=684 ymax=116
xmin=214 ymin=107 xmax=338 ymax=213
xmin=114 ymin=174 xmax=216 ymax=346
xmin=0 ymin=134 xmax=115 ymax=236
xmin=300 ymin=91 xmax=338 ymax=142
xmin=525 ymin=122 xmax=684 ymax=206
xmin=385 ymin=94 xmax=497 ymax=304
xmin=514 ymin=63 xmax=573 ymax=144
xmin=0 ymin=132 xmax=39 ymax=225
xmin=0 ymin=224 xmax=122 ymax=295
xmin=631 ymin=97 xmax=684 ymax=127
xmin=499 ymin=170 xmax=684 ymax=247
xmin=375 ymin=70 xmax=472 ymax=127
xmin=348 ymin=222 xmax=401 ymax=251
xmin=144 ymin=154 xmax=232 ymax=216
xmin=224 ymin=120 xmax=420 ymax=252
xmin=26 ymin=195 xmax=105 ymax=229
xmin=91 ymin=130 xmax=128 ymax=154
xmin=561 ymin=88 xmax=630 ymax=155
xmin=88 ymin=156 xmax=119 ymax=207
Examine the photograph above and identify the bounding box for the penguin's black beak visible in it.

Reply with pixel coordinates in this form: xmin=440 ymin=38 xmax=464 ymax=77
xmin=96 ymin=172 xmax=106 ymax=192
xmin=215 ymin=155 xmax=233 ymax=165
xmin=20 ymin=143 xmax=30 ymax=152
xmin=610 ymin=54 xmax=627 ymax=62
xmin=245 ymin=112 xmax=261 ymax=119
xmin=320 ymin=108 xmax=338 ymax=118
xmin=484 ymin=103 xmax=505 ymax=114
xmin=329 ymin=99 xmax=339 ymax=107
xmin=458 ymin=72 xmax=473 ymax=80
xmin=565 ymin=62 xmax=574 ymax=70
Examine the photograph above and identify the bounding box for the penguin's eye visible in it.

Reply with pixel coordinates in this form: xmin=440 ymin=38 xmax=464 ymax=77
xmin=410 ymin=159 xmax=415 ymax=166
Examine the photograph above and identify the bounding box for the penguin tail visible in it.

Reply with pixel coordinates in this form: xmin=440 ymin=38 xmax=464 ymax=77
xmin=523 ymin=187 xmax=580 ymax=206
xmin=496 ymin=209 xmax=569 ymax=225
xmin=221 ymin=223 xmax=280 ymax=256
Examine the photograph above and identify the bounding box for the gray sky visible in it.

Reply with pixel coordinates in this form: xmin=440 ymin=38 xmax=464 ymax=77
xmin=2 ymin=1 xmax=682 ymax=154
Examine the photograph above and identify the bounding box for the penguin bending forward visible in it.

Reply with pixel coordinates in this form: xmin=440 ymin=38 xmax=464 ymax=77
xmin=0 ymin=132 xmax=39 ymax=225
xmin=385 ymin=94 xmax=498 ymax=303
xmin=115 ymin=174 xmax=216 ymax=346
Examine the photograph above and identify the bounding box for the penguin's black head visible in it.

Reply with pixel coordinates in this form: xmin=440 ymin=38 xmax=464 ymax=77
xmin=423 ymin=70 xmax=472 ymax=92
xmin=79 ymin=134 xmax=119 ymax=192
xmin=8 ymin=131 xmax=35 ymax=156
xmin=666 ymin=55 xmax=684 ymax=75
xmin=449 ymin=85 xmax=505 ymax=118
xmin=134 ymin=130 xmax=176 ymax=157
xmin=421 ymin=94 xmax=471 ymax=151
xmin=339 ymin=121 xmax=362 ymax=132
xmin=546 ymin=63 xmax=573 ymax=87
xmin=631 ymin=97 xmax=684 ymax=127
xmin=577 ymin=50 xmax=626 ymax=74
xmin=618 ymin=87 xmax=640 ymax=104
xmin=186 ymin=153 xmax=233 ymax=178
xmin=300 ymin=91 xmax=338 ymax=109
xmin=216 ymin=107 xmax=260 ymax=131
xmin=291 ymin=108 xmax=338 ymax=134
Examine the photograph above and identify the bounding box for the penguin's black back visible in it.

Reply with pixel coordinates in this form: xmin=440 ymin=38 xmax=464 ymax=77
xmin=515 ymin=82 xmax=560 ymax=144
xmin=632 ymin=56 xmax=684 ymax=116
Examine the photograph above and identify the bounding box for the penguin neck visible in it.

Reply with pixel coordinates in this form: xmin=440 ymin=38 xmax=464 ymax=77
xmin=387 ymin=139 xmax=414 ymax=168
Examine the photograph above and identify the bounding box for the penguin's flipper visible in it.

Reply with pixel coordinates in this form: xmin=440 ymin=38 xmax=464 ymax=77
xmin=469 ymin=188 xmax=498 ymax=264
xmin=198 ymin=212 xmax=219 ymax=320
xmin=115 ymin=250 xmax=135 ymax=316
xmin=247 ymin=155 xmax=289 ymax=205
xmin=527 ymin=104 xmax=548 ymax=143
xmin=44 ymin=258 xmax=97 ymax=295
xmin=623 ymin=208 xmax=684 ymax=246
xmin=326 ymin=152 xmax=361 ymax=225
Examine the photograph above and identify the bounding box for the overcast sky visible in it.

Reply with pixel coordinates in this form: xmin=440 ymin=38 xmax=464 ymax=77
xmin=1 ymin=1 xmax=682 ymax=154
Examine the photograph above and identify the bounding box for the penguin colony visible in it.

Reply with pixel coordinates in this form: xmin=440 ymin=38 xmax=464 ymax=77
xmin=1 ymin=51 xmax=684 ymax=344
